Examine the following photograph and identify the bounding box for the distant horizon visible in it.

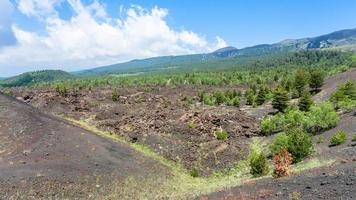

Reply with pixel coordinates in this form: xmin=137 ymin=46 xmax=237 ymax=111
xmin=1 ymin=0 xmax=356 ymax=77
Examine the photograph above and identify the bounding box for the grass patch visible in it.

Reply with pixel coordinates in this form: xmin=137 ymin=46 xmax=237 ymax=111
xmin=60 ymin=116 xmax=337 ymax=199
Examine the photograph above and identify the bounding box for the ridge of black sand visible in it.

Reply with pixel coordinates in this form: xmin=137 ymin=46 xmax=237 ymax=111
xmin=0 ymin=92 xmax=168 ymax=196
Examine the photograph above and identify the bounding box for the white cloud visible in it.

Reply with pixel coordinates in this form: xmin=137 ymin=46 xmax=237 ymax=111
xmin=17 ymin=0 xmax=60 ymax=18
xmin=0 ymin=0 xmax=227 ymax=76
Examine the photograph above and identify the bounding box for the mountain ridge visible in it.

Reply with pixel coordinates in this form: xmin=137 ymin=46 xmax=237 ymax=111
xmin=73 ymin=27 xmax=356 ymax=76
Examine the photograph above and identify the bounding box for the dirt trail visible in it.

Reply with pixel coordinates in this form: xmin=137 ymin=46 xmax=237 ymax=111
xmin=0 ymin=93 xmax=168 ymax=198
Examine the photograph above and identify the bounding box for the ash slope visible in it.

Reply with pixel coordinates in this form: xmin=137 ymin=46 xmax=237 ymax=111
xmin=0 ymin=93 xmax=167 ymax=188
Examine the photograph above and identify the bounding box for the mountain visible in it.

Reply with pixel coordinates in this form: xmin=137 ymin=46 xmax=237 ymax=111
xmin=74 ymin=28 xmax=356 ymax=76
xmin=0 ymin=70 xmax=73 ymax=87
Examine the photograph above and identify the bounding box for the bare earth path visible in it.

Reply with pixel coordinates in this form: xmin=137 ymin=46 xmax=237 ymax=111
xmin=0 ymin=93 xmax=169 ymax=199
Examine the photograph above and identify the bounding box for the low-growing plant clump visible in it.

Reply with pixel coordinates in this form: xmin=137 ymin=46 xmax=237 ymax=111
xmin=330 ymin=130 xmax=347 ymax=146
xmin=272 ymin=148 xmax=292 ymax=177
xmin=261 ymin=103 xmax=339 ymax=135
xmin=269 ymin=128 xmax=314 ymax=163
xmin=250 ymin=152 xmax=270 ymax=177
xmin=199 ymin=90 xmax=240 ymax=107
xmin=215 ymin=129 xmax=229 ymax=140
xmin=330 ymin=80 xmax=356 ymax=110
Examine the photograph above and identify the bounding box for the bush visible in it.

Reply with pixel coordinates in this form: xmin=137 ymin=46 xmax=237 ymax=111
xmin=309 ymin=69 xmax=324 ymax=93
xmin=304 ymin=103 xmax=339 ymax=133
xmin=190 ymin=168 xmax=199 ymax=177
xmin=215 ymin=129 xmax=228 ymax=140
xmin=250 ymin=152 xmax=270 ymax=177
xmin=330 ymin=130 xmax=347 ymax=146
xmin=272 ymin=87 xmax=289 ymax=112
xmin=256 ymin=86 xmax=267 ymax=105
xmin=330 ymin=80 xmax=356 ymax=110
xmin=286 ymin=128 xmax=314 ymax=163
xmin=270 ymin=133 xmax=289 ymax=156
xmin=298 ymin=91 xmax=313 ymax=111
xmin=260 ymin=114 xmax=285 ymax=135
xmin=272 ymin=148 xmax=292 ymax=177
xmin=353 ymin=134 xmax=356 ymax=141
xmin=112 ymin=88 xmax=119 ymax=101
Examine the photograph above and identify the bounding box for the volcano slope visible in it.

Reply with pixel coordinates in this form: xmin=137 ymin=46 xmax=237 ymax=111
xmin=0 ymin=93 xmax=169 ymax=199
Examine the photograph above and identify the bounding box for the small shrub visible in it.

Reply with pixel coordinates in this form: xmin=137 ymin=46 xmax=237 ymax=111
xmin=304 ymin=103 xmax=339 ymax=133
xmin=260 ymin=114 xmax=285 ymax=135
xmin=112 ymin=88 xmax=119 ymax=101
xmin=353 ymin=133 xmax=356 ymax=141
xmin=272 ymin=148 xmax=292 ymax=177
xmin=286 ymin=128 xmax=314 ymax=163
xmin=330 ymin=130 xmax=347 ymax=146
xmin=270 ymin=133 xmax=289 ymax=156
xmin=215 ymin=129 xmax=228 ymax=140
xmin=190 ymin=168 xmax=199 ymax=177
xmin=298 ymin=91 xmax=313 ymax=111
xmin=250 ymin=152 xmax=270 ymax=177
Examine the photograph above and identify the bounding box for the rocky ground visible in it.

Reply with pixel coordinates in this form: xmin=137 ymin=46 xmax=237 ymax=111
xmin=7 ymin=85 xmax=258 ymax=176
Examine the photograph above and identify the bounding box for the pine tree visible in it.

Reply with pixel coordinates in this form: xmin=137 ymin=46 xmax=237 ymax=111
xmin=298 ymin=91 xmax=313 ymax=111
xmin=294 ymin=70 xmax=309 ymax=97
xmin=309 ymin=69 xmax=324 ymax=93
xmin=272 ymin=87 xmax=289 ymax=112
xmin=256 ymin=86 xmax=267 ymax=106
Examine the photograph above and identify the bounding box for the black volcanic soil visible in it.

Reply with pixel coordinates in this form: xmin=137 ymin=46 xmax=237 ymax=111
xmin=314 ymin=68 xmax=356 ymax=102
xmin=201 ymin=111 xmax=356 ymax=200
xmin=7 ymin=85 xmax=259 ymax=176
xmin=0 ymin=93 xmax=169 ymax=198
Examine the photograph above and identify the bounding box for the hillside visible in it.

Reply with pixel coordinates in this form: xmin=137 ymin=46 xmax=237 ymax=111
xmin=0 ymin=70 xmax=73 ymax=87
xmin=74 ymin=28 xmax=356 ymax=76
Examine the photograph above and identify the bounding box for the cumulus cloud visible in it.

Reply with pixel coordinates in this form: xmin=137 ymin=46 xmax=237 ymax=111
xmin=0 ymin=0 xmax=227 ymax=76
xmin=0 ymin=0 xmax=16 ymax=47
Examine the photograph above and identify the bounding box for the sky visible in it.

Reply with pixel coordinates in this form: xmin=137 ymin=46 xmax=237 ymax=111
xmin=1 ymin=0 xmax=356 ymax=77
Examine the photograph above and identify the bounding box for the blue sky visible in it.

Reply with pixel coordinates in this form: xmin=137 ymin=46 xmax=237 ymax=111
xmin=1 ymin=0 xmax=356 ymax=76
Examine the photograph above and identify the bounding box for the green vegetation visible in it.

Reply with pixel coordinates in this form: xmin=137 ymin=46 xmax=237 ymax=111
xmin=55 ymin=84 xmax=68 ymax=97
xmin=249 ymin=152 xmax=270 ymax=177
xmin=112 ymin=88 xmax=119 ymax=101
xmin=256 ymin=86 xmax=268 ymax=106
xmin=0 ymin=70 xmax=73 ymax=87
xmin=330 ymin=130 xmax=347 ymax=146
xmin=5 ymin=51 xmax=349 ymax=91
xmin=309 ymin=69 xmax=324 ymax=93
xmin=353 ymin=133 xmax=356 ymax=141
xmin=269 ymin=128 xmax=314 ymax=163
xmin=272 ymin=87 xmax=289 ymax=112
xmin=199 ymin=90 xmax=240 ymax=107
xmin=298 ymin=91 xmax=313 ymax=111
xmin=215 ymin=129 xmax=229 ymax=140
xmin=269 ymin=133 xmax=289 ymax=156
xmin=261 ymin=103 xmax=339 ymax=135
xmin=294 ymin=69 xmax=309 ymax=97
xmin=286 ymin=128 xmax=314 ymax=163
xmin=330 ymin=80 xmax=356 ymax=110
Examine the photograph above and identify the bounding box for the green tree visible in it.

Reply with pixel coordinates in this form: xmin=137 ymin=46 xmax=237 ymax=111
xmin=272 ymin=87 xmax=289 ymax=112
xmin=298 ymin=91 xmax=313 ymax=111
xmin=309 ymin=69 xmax=324 ymax=93
xmin=294 ymin=70 xmax=309 ymax=97
xmin=250 ymin=152 xmax=270 ymax=177
xmin=256 ymin=86 xmax=267 ymax=106
xmin=286 ymin=128 xmax=314 ymax=163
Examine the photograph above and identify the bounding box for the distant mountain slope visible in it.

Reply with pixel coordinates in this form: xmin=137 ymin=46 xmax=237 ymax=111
xmin=74 ymin=28 xmax=356 ymax=76
xmin=0 ymin=70 xmax=73 ymax=87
